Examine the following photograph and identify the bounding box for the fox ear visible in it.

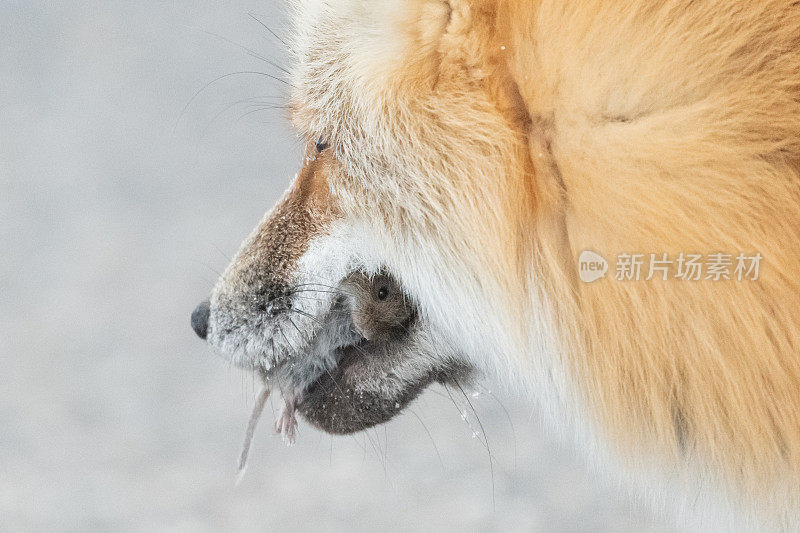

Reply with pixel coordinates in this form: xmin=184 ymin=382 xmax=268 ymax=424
xmin=382 ymin=0 xmax=455 ymax=91
xmin=363 ymin=0 xmax=453 ymax=91
xmin=411 ymin=0 xmax=452 ymax=47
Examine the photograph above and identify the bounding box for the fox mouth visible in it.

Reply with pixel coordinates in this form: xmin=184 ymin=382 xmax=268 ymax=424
xmin=206 ymin=272 xmax=475 ymax=436
xmin=269 ymin=295 xmax=473 ymax=435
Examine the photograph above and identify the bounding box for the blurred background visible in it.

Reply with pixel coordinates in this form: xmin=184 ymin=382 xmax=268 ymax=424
xmin=0 ymin=1 xmax=666 ymax=530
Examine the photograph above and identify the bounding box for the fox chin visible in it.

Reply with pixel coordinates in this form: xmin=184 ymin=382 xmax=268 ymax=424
xmin=191 ymin=1 xmax=800 ymax=529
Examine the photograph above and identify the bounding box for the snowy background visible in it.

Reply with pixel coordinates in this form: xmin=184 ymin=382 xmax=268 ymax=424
xmin=1 ymin=1 xmax=666 ymax=530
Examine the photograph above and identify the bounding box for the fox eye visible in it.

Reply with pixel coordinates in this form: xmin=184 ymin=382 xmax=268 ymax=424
xmin=315 ymin=137 xmax=329 ymax=152
xmin=377 ymin=286 xmax=389 ymax=301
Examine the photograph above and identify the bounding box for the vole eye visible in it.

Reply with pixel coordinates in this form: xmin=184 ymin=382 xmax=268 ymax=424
xmin=377 ymin=286 xmax=389 ymax=301
xmin=315 ymin=137 xmax=329 ymax=152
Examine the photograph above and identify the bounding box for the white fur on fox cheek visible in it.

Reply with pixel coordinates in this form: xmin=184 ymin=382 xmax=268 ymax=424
xmin=294 ymin=220 xmax=373 ymax=293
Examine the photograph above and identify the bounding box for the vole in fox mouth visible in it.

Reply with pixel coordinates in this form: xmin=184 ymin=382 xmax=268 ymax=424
xmin=272 ymin=272 xmax=415 ymax=442
xmin=238 ymin=271 xmax=421 ymax=475
xmin=297 ymin=275 xmax=472 ymax=435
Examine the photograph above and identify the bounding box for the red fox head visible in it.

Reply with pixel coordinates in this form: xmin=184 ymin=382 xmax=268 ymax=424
xmin=190 ymin=1 xmax=543 ymax=433
xmin=194 ymin=137 xmax=482 ymax=433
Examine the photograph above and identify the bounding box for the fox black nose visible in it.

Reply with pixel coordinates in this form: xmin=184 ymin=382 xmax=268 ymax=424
xmin=191 ymin=300 xmax=210 ymax=340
